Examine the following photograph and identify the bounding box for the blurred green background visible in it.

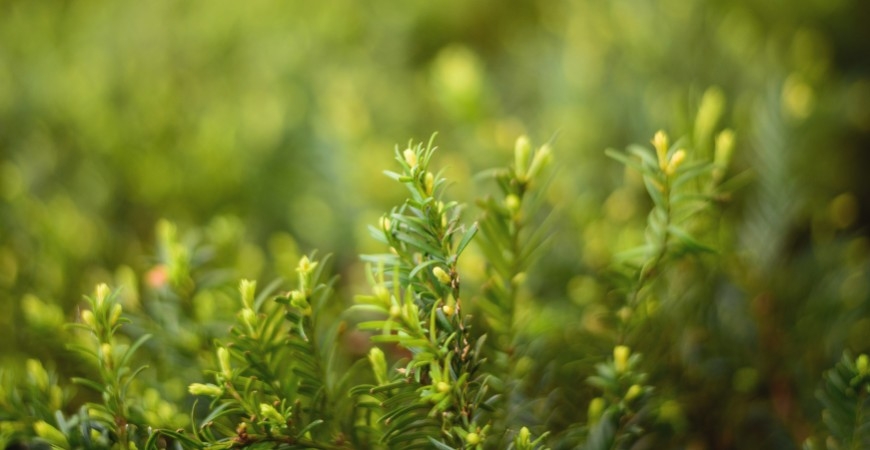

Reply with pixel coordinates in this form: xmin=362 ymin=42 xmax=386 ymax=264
xmin=1 ymin=0 xmax=869 ymax=447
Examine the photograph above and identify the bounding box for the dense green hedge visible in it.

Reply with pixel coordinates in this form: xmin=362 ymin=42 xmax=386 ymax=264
xmin=1 ymin=1 xmax=868 ymax=449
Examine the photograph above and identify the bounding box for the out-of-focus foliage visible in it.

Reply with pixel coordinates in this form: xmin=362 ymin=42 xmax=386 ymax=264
xmin=1 ymin=0 xmax=869 ymax=449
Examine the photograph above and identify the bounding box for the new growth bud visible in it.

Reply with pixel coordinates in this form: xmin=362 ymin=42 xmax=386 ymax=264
xmin=505 ymin=194 xmax=520 ymax=213
xmin=515 ymin=135 xmax=532 ymax=179
xmin=218 ymin=347 xmax=232 ymax=379
xmin=95 ymin=283 xmax=111 ymax=308
xmin=259 ymin=403 xmax=285 ymax=425
xmin=34 ymin=421 xmax=70 ymax=450
xmin=108 ymin=303 xmax=123 ymax=327
xmin=528 ymin=143 xmax=552 ymax=180
xmin=188 ymin=383 xmax=223 ymax=397
xmin=81 ymin=309 xmax=96 ymax=328
xmin=665 ymin=149 xmax=686 ymax=176
xmin=368 ymin=347 xmax=388 ymax=385
xmin=403 ymin=148 xmax=418 ymax=168
xmin=652 ymin=131 xmax=669 ymax=171
xmin=433 ymin=266 xmax=452 ymax=285
xmin=614 ymin=345 xmax=630 ymax=373
xmin=239 ymin=279 xmax=257 ymax=309
xmin=424 ymin=172 xmax=435 ymax=195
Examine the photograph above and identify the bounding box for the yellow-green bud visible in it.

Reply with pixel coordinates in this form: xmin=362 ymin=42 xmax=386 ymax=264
xmin=436 ymin=381 xmax=450 ymax=393
xmin=239 ymin=279 xmax=257 ymax=309
xmin=109 ymin=303 xmax=123 ymax=327
xmin=81 ymin=309 xmax=96 ymax=328
xmin=218 ymin=347 xmax=232 ymax=379
xmin=296 ymin=255 xmax=317 ymax=275
xmin=505 ymin=194 xmax=520 ymax=213
xmin=665 ymin=149 xmax=686 ymax=176
xmin=441 ymin=304 xmax=455 ymax=317
xmin=259 ymin=403 xmax=285 ymax=425
xmin=95 ymin=283 xmax=111 ymax=308
xmin=188 ymin=383 xmax=223 ymax=397
xmin=373 ymin=285 xmax=390 ymax=303
xmin=403 ymin=148 xmax=418 ymax=168
xmin=588 ymin=397 xmax=605 ymax=424
xmin=517 ymin=426 xmax=531 ymax=445
xmin=34 ymin=421 xmax=70 ymax=450
xmin=515 ymin=135 xmax=532 ymax=178
xmin=652 ymin=131 xmax=669 ymax=170
xmin=614 ymin=345 xmax=630 ymax=373
xmin=100 ymin=343 xmax=113 ymax=368
xmin=857 ymin=354 xmax=868 ymax=374
xmin=368 ymin=347 xmax=388 ymax=385
xmin=380 ymin=216 xmax=391 ymax=231
xmin=713 ymin=129 xmax=735 ymax=181
xmin=240 ymin=308 xmax=257 ymax=333
xmin=389 ymin=304 xmax=402 ymax=318
xmin=49 ymin=385 xmax=63 ymax=410
xmin=528 ymin=144 xmax=552 ymax=179
xmin=289 ymin=290 xmax=311 ymax=315
xmin=433 ymin=266 xmax=451 ymax=285
xmin=714 ymin=129 xmax=735 ymax=167
xmin=625 ymin=384 xmax=643 ymax=402
xmin=26 ymin=359 xmax=49 ymax=390
xmin=424 ymin=172 xmax=435 ymax=195
xmin=466 ymin=432 xmax=481 ymax=445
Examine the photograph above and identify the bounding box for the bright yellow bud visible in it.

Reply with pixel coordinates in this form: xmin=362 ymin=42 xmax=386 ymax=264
xmin=665 ymin=149 xmax=686 ymax=175
xmin=259 ymin=403 xmax=285 ymax=425
xmin=95 ymin=283 xmax=111 ymax=308
xmin=515 ymin=135 xmax=532 ymax=178
xmin=81 ymin=309 xmax=96 ymax=328
xmin=433 ymin=266 xmax=452 ymax=284
xmin=26 ymin=359 xmax=49 ymax=390
xmin=188 ymin=383 xmax=223 ymax=397
xmin=100 ymin=343 xmax=113 ymax=369
xmin=296 ymin=255 xmax=317 ymax=275
xmin=218 ymin=347 xmax=232 ymax=379
xmin=505 ymin=194 xmax=520 ymax=213
xmin=588 ymin=397 xmax=605 ymax=424
xmin=441 ymin=304 xmax=455 ymax=317
xmin=857 ymin=354 xmax=868 ymax=374
xmin=466 ymin=432 xmax=481 ymax=445
xmin=517 ymin=426 xmax=531 ymax=444
xmin=652 ymin=131 xmax=669 ymax=170
xmin=614 ymin=345 xmax=630 ymax=373
xmin=528 ymin=144 xmax=553 ymax=179
xmin=109 ymin=303 xmax=123 ymax=326
xmin=239 ymin=279 xmax=257 ymax=309
xmin=373 ymin=285 xmax=390 ymax=303
xmin=403 ymin=148 xmax=418 ymax=168
xmin=34 ymin=421 xmax=70 ymax=450
xmin=368 ymin=347 xmax=388 ymax=385
xmin=424 ymin=172 xmax=435 ymax=195
xmin=389 ymin=304 xmax=402 ymax=318
xmin=625 ymin=384 xmax=643 ymax=402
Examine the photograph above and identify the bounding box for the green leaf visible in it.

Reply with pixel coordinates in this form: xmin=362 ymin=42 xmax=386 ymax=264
xmin=428 ymin=437 xmax=457 ymax=450
xmin=605 ymin=148 xmax=644 ymax=173
xmin=454 ymin=222 xmax=478 ymax=257
xmin=118 ymin=333 xmax=152 ymax=370
xmin=667 ymin=225 xmax=716 ymax=253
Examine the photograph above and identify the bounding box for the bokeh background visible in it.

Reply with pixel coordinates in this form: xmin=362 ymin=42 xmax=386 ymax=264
xmin=1 ymin=0 xmax=869 ymax=448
